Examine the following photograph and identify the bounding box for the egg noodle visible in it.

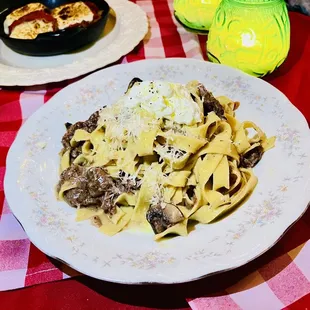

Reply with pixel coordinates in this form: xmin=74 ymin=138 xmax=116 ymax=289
xmin=57 ymin=79 xmax=275 ymax=240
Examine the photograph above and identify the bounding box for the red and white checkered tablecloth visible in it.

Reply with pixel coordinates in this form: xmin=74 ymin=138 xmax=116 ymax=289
xmin=1 ymin=1 xmax=310 ymax=309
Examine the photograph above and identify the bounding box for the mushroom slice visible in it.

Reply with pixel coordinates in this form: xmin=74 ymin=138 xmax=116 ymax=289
xmin=240 ymin=145 xmax=264 ymax=168
xmin=146 ymin=203 xmax=184 ymax=234
xmin=126 ymin=77 xmax=143 ymax=93
xmin=197 ymin=83 xmax=225 ymax=119
xmin=163 ymin=203 xmax=184 ymax=223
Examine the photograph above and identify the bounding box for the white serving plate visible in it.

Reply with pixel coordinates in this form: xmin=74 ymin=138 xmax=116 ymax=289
xmin=4 ymin=58 xmax=310 ymax=284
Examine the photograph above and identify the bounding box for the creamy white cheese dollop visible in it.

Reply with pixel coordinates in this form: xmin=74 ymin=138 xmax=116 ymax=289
xmin=120 ymin=81 xmax=202 ymax=125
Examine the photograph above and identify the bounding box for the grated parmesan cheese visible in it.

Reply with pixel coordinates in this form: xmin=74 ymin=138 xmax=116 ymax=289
xmin=100 ymin=104 xmax=158 ymax=150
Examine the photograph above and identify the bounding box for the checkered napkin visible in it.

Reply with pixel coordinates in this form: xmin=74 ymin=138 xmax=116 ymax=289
xmin=0 ymin=1 xmax=309 ymax=308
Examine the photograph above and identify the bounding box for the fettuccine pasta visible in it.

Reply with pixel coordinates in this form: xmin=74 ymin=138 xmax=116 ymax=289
xmin=56 ymin=78 xmax=275 ymax=240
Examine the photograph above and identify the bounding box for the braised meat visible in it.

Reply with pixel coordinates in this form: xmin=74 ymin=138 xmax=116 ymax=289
xmin=87 ymin=167 xmax=115 ymax=198
xmin=61 ymin=111 xmax=100 ymax=161
xmin=57 ymin=164 xmax=87 ymax=191
xmin=57 ymin=165 xmax=140 ymax=215
xmin=64 ymin=188 xmax=101 ymax=208
xmin=117 ymin=170 xmax=141 ymax=193
xmin=62 ymin=111 xmax=99 ymax=149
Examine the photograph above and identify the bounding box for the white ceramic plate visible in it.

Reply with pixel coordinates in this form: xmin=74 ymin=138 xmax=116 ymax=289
xmin=5 ymin=59 xmax=310 ymax=284
xmin=0 ymin=0 xmax=147 ymax=86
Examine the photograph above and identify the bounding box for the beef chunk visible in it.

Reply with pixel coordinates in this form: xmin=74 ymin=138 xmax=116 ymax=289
xmin=61 ymin=111 xmax=99 ymax=149
xmin=57 ymin=165 xmax=140 ymax=215
xmin=59 ymin=164 xmax=84 ymax=182
xmin=117 ymin=179 xmax=140 ymax=193
xmin=58 ymin=165 xmax=100 ymax=208
xmin=64 ymin=188 xmax=101 ymax=208
xmin=87 ymin=167 xmax=115 ymax=198
xmin=240 ymin=145 xmax=264 ymax=168
xmin=62 ymin=121 xmax=85 ymax=149
xmin=65 ymin=122 xmax=72 ymax=129
xmin=101 ymin=192 xmax=117 ymax=215
xmin=57 ymin=164 xmax=87 ymax=192
xmin=70 ymin=145 xmax=83 ymax=159
xmin=197 ymin=83 xmax=224 ymax=119
xmin=117 ymin=170 xmax=141 ymax=192
xmin=86 ymin=111 xmax=100 ymax=130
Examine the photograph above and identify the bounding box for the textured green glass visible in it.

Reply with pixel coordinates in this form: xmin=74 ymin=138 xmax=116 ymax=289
xmin=173 ymin=0 xmax=222 ymax=31
xmin=207 ymin=0 xmax=290 ymax=77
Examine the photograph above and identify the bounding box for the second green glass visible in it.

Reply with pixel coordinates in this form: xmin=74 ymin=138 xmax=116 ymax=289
xmin=174 ymin=0 xmax=222 ymax=31
xmin=207 ymin=0 xmax=290 ymax=77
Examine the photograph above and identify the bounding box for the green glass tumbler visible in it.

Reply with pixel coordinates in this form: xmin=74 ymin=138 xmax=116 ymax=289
xmin=207 ymin=0 xmax=290 ymax=77
xmin=174 ymin=0 xmax=222 ymax=31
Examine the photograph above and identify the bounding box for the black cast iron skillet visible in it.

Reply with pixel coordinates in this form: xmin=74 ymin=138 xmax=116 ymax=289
xmin=0 ymin=0 xmax=110 ymax=56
